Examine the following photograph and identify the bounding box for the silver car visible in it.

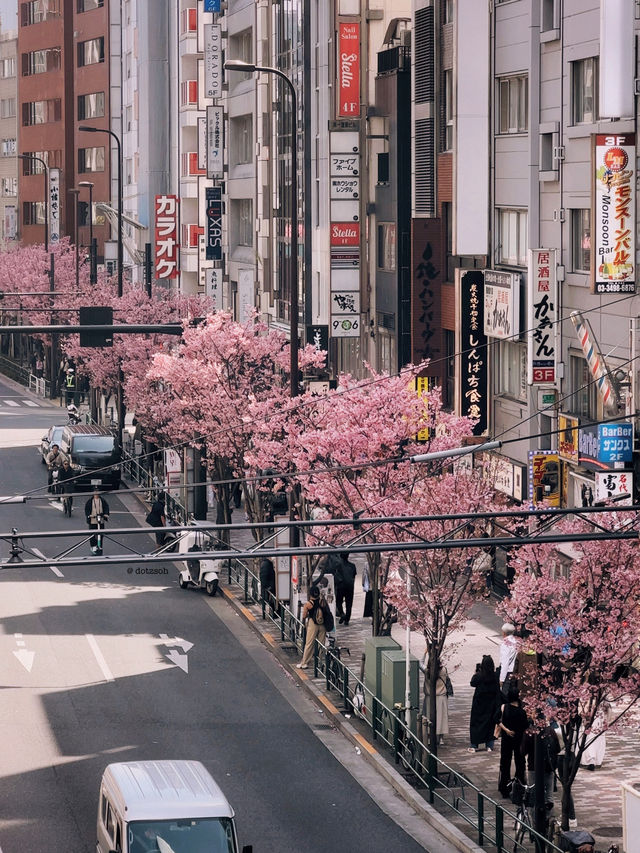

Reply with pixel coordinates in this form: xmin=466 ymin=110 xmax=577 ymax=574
xmin=39 ymin=425 xmax=65 ymax=464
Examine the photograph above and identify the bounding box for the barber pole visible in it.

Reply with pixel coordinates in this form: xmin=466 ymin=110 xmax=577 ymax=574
xmin=570 ymin=311 xmax=614 ymax=407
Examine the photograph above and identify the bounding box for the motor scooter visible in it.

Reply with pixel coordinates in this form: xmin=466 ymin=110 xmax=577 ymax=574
xmin=177 ymin=530 xmax=223 ymax=596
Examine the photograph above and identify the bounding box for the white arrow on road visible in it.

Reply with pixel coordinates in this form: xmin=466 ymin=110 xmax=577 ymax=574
xmin=165 ymin=650 xmax=189 ymax=673
xmin=159 ymin=634 xmax=194 ymax=653
xmin=13 ymin=649 xmax=35 ymax=672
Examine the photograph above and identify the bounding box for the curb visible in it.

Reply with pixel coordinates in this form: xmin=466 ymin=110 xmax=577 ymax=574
xmin=219 ymin=584 xmax=484 ymax=853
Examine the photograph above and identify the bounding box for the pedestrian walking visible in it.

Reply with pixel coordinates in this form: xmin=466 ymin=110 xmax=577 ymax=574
xmin=335 ymin=551 xmax=357 ymax=625
xmin=85 ymin=487 xmax=110 ymax=556
xmin=259 ymin=557 xmax=276 ymax=611
xmin=297 ymin=586 xmax=334 ymax=669
xmin=521 ymin=723 xmax=560 ymax=807
xmin=498 ymin=622 xmax=518 ymax=695
xmin=57 ymin=458 xmax=75 ymax=516
xmin=420 ymin=652 xmax=450 ymax=745
xmin=146 ymin=493 xmax=168 ymax=546
xmin=469 ymin=654 xmax=501 ymax=752
xmin=496 ymin=685 xmax=528 ymax=797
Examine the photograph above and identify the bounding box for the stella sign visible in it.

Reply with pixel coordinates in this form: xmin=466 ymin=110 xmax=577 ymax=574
xmin=330 ymin=222 xmax=360 ymax=247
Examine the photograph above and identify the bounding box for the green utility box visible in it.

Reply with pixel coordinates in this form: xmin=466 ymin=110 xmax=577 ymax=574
xmin=380 ymin=649 xmax=420 ymax=737
xmin=364 ymin=636 xmax=400 ymax=726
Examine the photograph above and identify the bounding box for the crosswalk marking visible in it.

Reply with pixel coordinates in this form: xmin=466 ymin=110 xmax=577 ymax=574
xmin=0 ymin=399 xmax=41 ymax=408
xmin=21 ymin=400 xmax=39 ymax=407
xmin=2 ymin=400 xmax=18 ymax=406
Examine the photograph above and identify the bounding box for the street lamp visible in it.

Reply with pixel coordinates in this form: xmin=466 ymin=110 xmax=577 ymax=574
xmin=17 ymin=154 xmax=48 ymax=251
xmin=78 ymin=126 xmax=122 ymax=298
xmin=78 ymin=180 xmax=96 ymax=284
xmin=224 ymin=60 xmax=299 ymax=398
xmin=67 ymin=188 xmax=80 ymax=289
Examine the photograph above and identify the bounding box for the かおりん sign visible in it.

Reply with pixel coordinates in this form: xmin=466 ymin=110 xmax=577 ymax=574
xmin=338 ymin=22 xmax=360 ymax=118
xmin=154 ymin=195 xmax=179 ymax=279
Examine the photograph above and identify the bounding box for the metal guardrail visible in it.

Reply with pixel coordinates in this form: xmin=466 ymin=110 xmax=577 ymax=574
xmin=121 ymin=447 xmax=187 ymax=525
xmin=0 ymin=355 xmax=51 ymax=397
xmin=224 ymin=556 xmax=563 ymax=853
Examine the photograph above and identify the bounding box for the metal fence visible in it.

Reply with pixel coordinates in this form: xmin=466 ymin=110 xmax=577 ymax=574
xmin=224 ymin=555 xmax=563 ymax=853
xmin=120 ymin=447 xmax=187 ymax=525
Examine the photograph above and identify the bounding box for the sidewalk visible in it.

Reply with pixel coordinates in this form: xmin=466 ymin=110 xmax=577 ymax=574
xmin=218 ymin=512 xmax=638 ymax=850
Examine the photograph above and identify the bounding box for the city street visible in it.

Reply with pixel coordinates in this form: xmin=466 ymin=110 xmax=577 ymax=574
xmin=0 ymin=377 xmax=434 ymax=853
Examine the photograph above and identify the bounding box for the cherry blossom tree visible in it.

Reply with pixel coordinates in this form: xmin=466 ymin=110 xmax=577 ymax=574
xmin=128 ymin=311 xmax=325 ymax=540
xmin=501 ymin=516 xmax=640 ymax=828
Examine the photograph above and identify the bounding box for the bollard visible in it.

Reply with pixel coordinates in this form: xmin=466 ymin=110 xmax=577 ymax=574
xmin=478 ymin=792 xmax=484 ymax=846
xmin=393 ymin=714 xmax=400 ymax=764
xmin=342 ymin=665 xmax=349 ymax=710
xmin=495 ymin=802 xmax=504 ymax=853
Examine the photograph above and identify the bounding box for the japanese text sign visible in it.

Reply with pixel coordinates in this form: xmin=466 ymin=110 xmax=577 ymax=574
xmin=154 ymin=195 xmax=179 ymax=279
xmin=337 ymin=23 xmax=360 ymax=118
xmin=204 ymin=0 xmax=221 ymax=10
xmin=483 ymin=269 xmax=520 ymax=339
xmin=528 ymin=248 xmax=557 ymax=384
xmin=593 ymin=134 xmax=636 ymax=294
xmin=558 ymin=413 xmax=579 ymax=464
xmin=458 ymin=270 xmax=487 ymax=434
xmin=595 ymin=470 xmax=633 ymax=505
xmin=49 ymin=168 xmax=60 ymax=244
xmin=529 ymin=451 xmax=561 ymax=507
xmin=597 ymin=423 xmax=633 ymax=464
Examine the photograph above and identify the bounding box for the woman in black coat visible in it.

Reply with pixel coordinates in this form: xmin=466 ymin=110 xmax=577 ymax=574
xmin=469 ymin=654 xmax=501 ymax=752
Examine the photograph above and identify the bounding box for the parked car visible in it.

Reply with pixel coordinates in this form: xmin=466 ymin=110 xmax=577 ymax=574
xmin=59 ymin=424 xmax=122 ymax=490
xmin=39 ymin=425 xmax=66 ymax=464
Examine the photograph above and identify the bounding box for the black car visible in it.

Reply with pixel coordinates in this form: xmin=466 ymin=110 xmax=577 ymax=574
xmin=40 ymin=425 xmax=66 ymax=464
xmin=59 ymin=425 xmax=122 ymax=490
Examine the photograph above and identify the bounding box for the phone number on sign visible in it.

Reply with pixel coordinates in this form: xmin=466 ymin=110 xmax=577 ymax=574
xmin=595 ymin=282 xmax=636 ymax=293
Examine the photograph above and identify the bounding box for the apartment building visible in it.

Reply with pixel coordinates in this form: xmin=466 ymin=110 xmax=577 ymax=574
xmin=17 ymin=0 xmax=111 ymax=254
xmin=0 ymin=27 xmax=17 ymax=247
xmin=412 ymin=0 xmax=640 ymax=521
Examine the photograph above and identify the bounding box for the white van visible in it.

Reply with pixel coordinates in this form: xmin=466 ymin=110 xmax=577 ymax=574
xmin=97 ymin=760 xmax=252 ymax=853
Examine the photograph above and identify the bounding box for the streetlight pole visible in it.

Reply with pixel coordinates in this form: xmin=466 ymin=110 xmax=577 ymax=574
xmin=78 ymin=180 xmax=95 ymax=284
xmin=224 ymin=60 xmax=299 ymax=398
xmin=17 ymin=153 xmax=48 ymax=251
xmin=78 ymin=126 xmax=122 ymax=297
xmin=68 ymin=188 xmax=80 ymax=289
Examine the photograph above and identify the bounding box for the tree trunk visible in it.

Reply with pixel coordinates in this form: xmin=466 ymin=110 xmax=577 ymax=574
xmin=428 ymin=643 xmax=440 ymax=758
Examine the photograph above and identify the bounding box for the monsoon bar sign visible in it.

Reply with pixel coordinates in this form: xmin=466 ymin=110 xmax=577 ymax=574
xmin=593 ymin=133 xmax=635 ymax=294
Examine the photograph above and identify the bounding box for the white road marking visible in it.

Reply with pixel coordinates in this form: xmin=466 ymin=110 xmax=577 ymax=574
xmin=2 ymin=400 xmax=18 ymax=406
xmin=86 ymin=634 xmax=114 ymax=682
xmin=47 ymin=500 xmax=65 ymax=512
xmin=159 ymin=634 xmax=194 ymax=653
xmin=165 ymin=649 xmax=189 ymax=673
xmin=21 ymin=400 xmax=39 ymax=407
xmin=16 ymin=641 xmax=25 ymax=647
xmin=32 ymin=547 xmax=63 ymax=577
xmin=14 ymin=633 xmax=22 ymax=639
xmin=13 ymin=650 xmax=35 ymax=672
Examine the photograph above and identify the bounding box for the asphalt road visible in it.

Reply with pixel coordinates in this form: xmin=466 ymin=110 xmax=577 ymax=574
xmin=0 ymin=377 xmax=434 ymax=853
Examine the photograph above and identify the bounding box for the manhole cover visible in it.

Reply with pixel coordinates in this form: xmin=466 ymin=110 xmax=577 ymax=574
xmin=591 ymin=827 xmax=622 ymax=837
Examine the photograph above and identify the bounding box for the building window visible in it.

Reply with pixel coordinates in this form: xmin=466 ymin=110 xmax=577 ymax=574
xmin=0 ymin=98 xmax=16 ymax=118
xmin=21 ymin=150 xmax=62 ymax=174
xmin=231 ymin=198 xmax=254 ymax=248
xmin=22 ymin=98 xmax=61 ymax=125
xmin=230 ymin=114 xmax=253 ymax=165
xmin=572 ymin=209 xmax=591 ymax=272
xmin=23 ymin=201 xmax=45 ymax=225
xmin=77 ymin=91 xmax=105 ymax=120
xmin=0 ymin=57 xmax=15 ymax=78
xmin=377 ymin=152 xmax=389 ymax=184
xmin=498 ymin=74 xmax=528 ymax=133
xmin=572 ymin=57 xmax=598 ymax=124
xmin=21 ymin=0 xmax=61 ymax=25
xmin=377 ymin=223 xmax=397 ymax=271
xmin=22 ymin=47 xmax=61 ymax=76
xmin=229 ymin=29 xmax=253 ymax=81
xmin=569 ymin=355 xmax=598 ymax=420
xmin=497 ymin=208 xmax=528 ymax=266
xmin=77 ymin=0 xmax=103 ymax=10
xmin=444 ymin=329 xmax=455 ymax=410
xmin=444 ymin=68 xmax=454 ymax=149
xmin=444 ymin=0 xmax=454 ymax=24
xmin=77 ymin=37 xmax=104 ymax=67
xmin=1 ymin=138 xmax=16 ymax=157
xmin=1 ymin=177 xmax=16 ymax=196
xmin=497 ymin=341 xmax=527 ymax=401
xmin=78 ymin=146 xmax=105 ymax=173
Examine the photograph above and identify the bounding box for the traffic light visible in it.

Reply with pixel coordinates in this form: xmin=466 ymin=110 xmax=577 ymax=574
xmin=79 ymin=306 xmax=113 ymax=347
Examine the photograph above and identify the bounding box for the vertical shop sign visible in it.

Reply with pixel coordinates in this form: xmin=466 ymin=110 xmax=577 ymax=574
xmin=49 ymin=168 xmax=60 ymax=244
xmin=558 ymin=414 xmax=579 ymax=464
xmin=528 ymin=451 xmax=561 ymax=507
xmin=337 ymin=23 xmax=360 ymax=118
xmin=458 ymin=270 xmax=487 ymax=434
xmin=205 ymin=186 xmax=222 ymax=261
xmin=593 ymin=133 xmax=636 ymax=293
xmin=483 ymin=269 xmax=520 ymax=339
xmin=595 ymin=470 xmax=633 ymax=504
xmin=206 ymin=105 xmax=223 ymax=178
xmin=154 ymin=195 xmax=179 ymax=279
xmin=204 ymin=24 xmax=222 ymax=100
xmin=205 ymin=268 xmax=222 ymax=309
xmin=528 ymin=248 xmax=557 ymax=384
xmin=204 ymin=0 xmax=221 ymax=11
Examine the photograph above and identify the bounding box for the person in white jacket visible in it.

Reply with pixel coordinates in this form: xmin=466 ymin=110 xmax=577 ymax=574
xmin=499 ymin=623 xmax=517 ymax=693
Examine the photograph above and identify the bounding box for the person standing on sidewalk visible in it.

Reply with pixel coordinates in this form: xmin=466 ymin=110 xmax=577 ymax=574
xmin=297 ymin=586 xmax=333 ymax=669
xmin=498 ymin=623 xmax=518 ymax=695
xmin=259 ymin=557 xmax=276 ymax=611
xmin=496 ymin=685 xmax=528 ymax=797
xmin=469 ymin=654 xmax=501 ymax=752
xmin=336 ymin=552 xmax=356 ymax=625
xmin=420 ymin=652 xmax=450 ymax=746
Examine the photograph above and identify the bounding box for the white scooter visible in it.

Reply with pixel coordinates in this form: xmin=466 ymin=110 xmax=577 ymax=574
xmin=177 ymin=529 xmax=223 ymax=596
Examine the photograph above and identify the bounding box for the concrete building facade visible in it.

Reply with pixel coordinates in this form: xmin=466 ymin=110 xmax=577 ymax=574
xmin=0 ymin=27 xmax=17 ymax=247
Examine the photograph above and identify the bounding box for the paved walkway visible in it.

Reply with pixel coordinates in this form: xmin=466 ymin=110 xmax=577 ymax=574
xmin=216 ymin=513 xmax=638 ymax=850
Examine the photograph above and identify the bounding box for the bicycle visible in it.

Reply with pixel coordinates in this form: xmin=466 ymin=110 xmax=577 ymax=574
xmin=510 ymin=778 xmax=535 ymax=852
xmin=392 ymin=702 xmax=422 ymax=780
xmin=326 ymin=634 xmax=350 ymax=692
